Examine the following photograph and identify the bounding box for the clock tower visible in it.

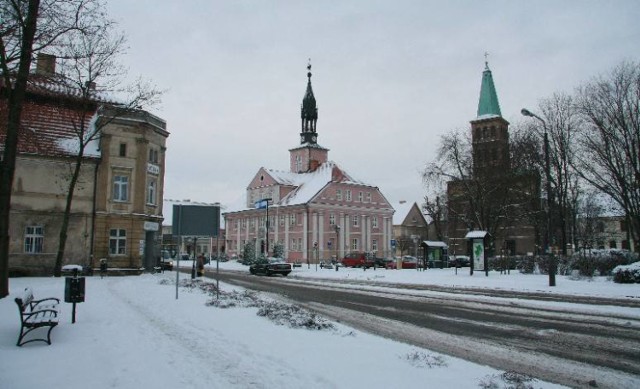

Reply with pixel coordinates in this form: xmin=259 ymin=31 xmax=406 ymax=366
xmin=290 ymin=62 xmax=328 ymax=173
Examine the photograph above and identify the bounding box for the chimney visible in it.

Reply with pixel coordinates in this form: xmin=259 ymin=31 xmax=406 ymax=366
xmin=309 ymin=159 xmax=319 ymax=172
xmin=36 ymin=54 xmax=56 ymax=75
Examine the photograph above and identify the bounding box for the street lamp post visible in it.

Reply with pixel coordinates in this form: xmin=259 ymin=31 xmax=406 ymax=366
xmin=334 ymin=224 xmax=341 ymax=271
xmin=521 ymin=108 xmax=556 ymax=287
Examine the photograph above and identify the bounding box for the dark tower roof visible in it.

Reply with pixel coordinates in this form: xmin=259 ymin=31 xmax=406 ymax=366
xmin=300 ymin=61 xmax=318 ymax=144
xmin=476 ymin=61 xmax=502 ymax=118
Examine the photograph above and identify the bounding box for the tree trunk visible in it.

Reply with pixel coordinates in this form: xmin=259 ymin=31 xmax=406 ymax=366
xmin=53 ymin=148 xmax=85 ymax=277
xmin=0 ymin=0 xmax=41 ymax=298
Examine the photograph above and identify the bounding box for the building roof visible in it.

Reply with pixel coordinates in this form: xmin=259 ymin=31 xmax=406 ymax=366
xmin=422 ymin=240 xmax=448 ymax=248
xmin=476 ymin=62 xmax=502 ymax=118
xmin=392 ymin=201 xmax=426 ymax=226
xmin=225 ymin=160 xmax=375 ymax=213
xmin=0 ymin=95 xmax=100 ymax=159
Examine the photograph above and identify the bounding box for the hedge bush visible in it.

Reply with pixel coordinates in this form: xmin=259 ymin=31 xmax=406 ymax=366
xmin=612 ymin=262 xmax=640 ymax=283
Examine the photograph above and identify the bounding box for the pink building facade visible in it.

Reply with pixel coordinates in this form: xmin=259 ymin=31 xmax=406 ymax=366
xmin=223 ymin=66 xmax=394 ymax=262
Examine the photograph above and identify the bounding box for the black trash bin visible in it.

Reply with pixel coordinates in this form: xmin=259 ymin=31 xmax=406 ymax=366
xmin=63 ymin=266 xmax=85 ymax=323
xmin=64 ymin=276 xmax=85 ymax=303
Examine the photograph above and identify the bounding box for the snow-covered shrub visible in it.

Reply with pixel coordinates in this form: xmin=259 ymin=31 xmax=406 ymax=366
xmin=570 ymin=249 xmax=635 ymax=276
xmin=516 ymin=255 xmax=550 ymax=274
xmin=516 ymin=256 xmax=535 ymax=274
xmin=401 ymin=350 xmax=447 ymax=368
xmin=612 ymin=261 xmax=640 ymax=283
xmin=256 ymin=301 xmax=335 ymax=330
xmin=478 ymin=371 xmax=538 ymax=389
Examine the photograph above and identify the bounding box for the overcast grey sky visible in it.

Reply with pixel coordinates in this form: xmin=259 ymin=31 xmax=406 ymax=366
xmin=106 ymin=0 xmax=640 ymax=211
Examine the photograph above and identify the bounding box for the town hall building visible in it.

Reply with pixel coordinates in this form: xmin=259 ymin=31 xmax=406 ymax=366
xmin=224 ymin=66 xmax=395 ymax=263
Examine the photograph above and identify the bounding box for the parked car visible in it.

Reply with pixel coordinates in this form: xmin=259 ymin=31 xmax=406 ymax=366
xmin=386 ymin=255 xmax=418 ymax=269
xmin=341 ymin=252 xmax=384 ymax=268
xmin=449 ymin=255 xmax=470 ymax=267
xmin=249 ymin=257 xmax=292 ymax=276
xmin=319 ymin=260 xmax=334 ymax=269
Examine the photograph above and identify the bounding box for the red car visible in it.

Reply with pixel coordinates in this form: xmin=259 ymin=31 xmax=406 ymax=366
xmin=341 ymin=252 xmax=375 ymax=268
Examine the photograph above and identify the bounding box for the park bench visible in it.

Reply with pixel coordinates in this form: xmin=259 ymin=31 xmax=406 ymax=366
xmin=14 ymin=287 xmax=60 ymax=346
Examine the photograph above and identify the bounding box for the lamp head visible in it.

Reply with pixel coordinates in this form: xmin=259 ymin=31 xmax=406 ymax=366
xmin=521 ymin=108 xmax=533 ymax=117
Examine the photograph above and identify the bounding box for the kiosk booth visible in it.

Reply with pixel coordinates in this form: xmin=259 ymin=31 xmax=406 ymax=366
xmin=465 ymin=231 xmax=490 ymax=276
xmin=421 ymin=241 xmax=448 ymax=269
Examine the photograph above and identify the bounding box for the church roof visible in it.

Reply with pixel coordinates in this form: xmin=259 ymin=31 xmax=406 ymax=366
xmin=476 ymin=62 xmax=502 ymax=118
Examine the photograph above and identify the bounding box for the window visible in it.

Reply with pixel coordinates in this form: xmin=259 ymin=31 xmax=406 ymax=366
xmin=358 ymin=191 xmax=363 ymax=202
xmin=109 ymin=229 xmax=126 ymax=255
xmin=280 ymin=215 xmax=285 ymax=227
xmin=336 ymin=189 xmax=342 ymax=201
xmin=352 ymin=215 xmax=359 ymax=227
xmin=147 ymin=179 xmax=156 ymax=205
xmin=351 ymin=238 xmax=358 ymax=250
xmin=296 ymin=155 xmax=302 ymax=172
xmin=250 ymin=218 xmax=255 ymax=228
xmin=113 ymin=175 xmax=129 ymax=202
xmin=372 ymin=215 xmax=378 ymax=228
xmin=329 ymin=213 xmax=335 ymax=226
xmin=372 ymin=239 xmax=378 ymax=252
xmin=119 ymin=143 xmax=126 ymax=157
xmin=291 ymin=238 xmax=297 ymax=251
xmin=298 ymin=238 xmax=302 ymax=251
xmin=24 ymin=226 xmax=44 ymax=253
xmin=289 ymin=213 xmax=296 ymax=226
xmin=365 ymin=192 xmax=371 ymax=203
xmin=148 ymin=148 xmax=159 ymax=163
xmin=235 ymin=219 xmax=239 ymax=230
xmin=346 ymin=190 xmax=352 ymax=201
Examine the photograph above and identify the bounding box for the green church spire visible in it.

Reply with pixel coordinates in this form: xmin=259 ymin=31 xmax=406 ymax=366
xmin=476 ymin=60 xmax=502 ymax=118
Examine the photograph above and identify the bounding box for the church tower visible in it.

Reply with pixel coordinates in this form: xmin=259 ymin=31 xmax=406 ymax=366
xmin=470 ymin=61 xmax=510 ymax=178
xmin=289 ymin=62 xmax=328 ymax=173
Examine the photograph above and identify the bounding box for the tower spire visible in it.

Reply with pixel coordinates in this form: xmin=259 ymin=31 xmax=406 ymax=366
xmin=300 ymin=59 xmax=318 ymax=144
xmin=477 ymin=58 xmax=502 ymax=118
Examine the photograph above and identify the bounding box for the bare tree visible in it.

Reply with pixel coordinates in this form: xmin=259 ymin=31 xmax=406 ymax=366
xmin=49 ymin=18 xmax=161 ymax=277
xmin=422 ymin=194 xmax=446 ymax=241
xmin=531 ymin=93 xmax=582 ymax=255
xmin=423 ymin=127 xmax=541 ymax=254
xmin=574 ymin=61 xmax=640 ymax=250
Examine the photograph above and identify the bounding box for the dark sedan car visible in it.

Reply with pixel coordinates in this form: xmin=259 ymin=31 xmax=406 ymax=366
xmin=249 ymin=257 xmax=292 ymax=276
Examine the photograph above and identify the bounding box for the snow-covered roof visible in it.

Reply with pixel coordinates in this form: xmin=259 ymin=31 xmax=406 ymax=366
xmin=225 ymin=160 xmax=374 ymax=213
xmin=392 ymin=201 xmax=414 ymax=225
xmin=392 ymin=201 xmax=426 ymax=226
xmin=277 ymin=161 xmax=352 ymax=206
xmin=474 ymin=113 xmax=502 ymax=121
xmin=465 ymin=231 xmax=489 ymax=239
xmin=422 ymin=241 xmax=447 ymax=248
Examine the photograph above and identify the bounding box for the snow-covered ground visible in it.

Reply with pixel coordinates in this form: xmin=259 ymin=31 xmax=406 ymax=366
xmin=2 ymin=262 xmax=638 ymax=389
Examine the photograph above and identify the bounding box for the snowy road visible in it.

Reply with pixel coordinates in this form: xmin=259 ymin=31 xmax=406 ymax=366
xmin=212 ymin=269 xmax=640 ymax=389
